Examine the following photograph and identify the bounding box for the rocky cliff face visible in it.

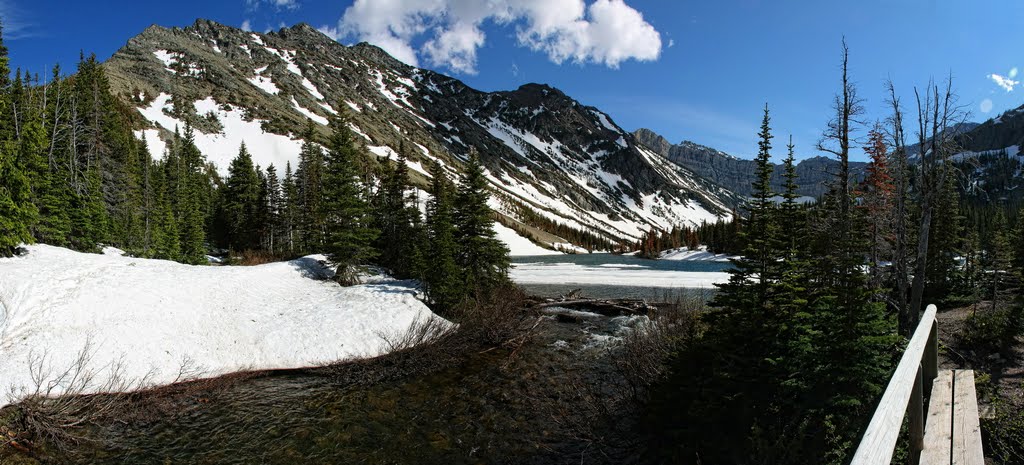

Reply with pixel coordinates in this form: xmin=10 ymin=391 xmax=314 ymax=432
xmin=633 ymin=128 xmax=866 ymax=199
xmin=104 ymin=20 xmax=742 ymax=248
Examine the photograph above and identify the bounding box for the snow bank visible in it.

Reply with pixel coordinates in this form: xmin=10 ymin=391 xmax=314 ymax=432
xmin=510 ymin=260 xmax=728 ymax=288
xmin=0 ymin=245 xmax=442 ymax=408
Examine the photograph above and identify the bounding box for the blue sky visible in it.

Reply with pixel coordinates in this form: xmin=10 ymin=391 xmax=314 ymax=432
xmin=2 ymin=0 xmax=1022 ymax=161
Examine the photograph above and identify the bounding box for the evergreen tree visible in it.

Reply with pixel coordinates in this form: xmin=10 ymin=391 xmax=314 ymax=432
xmin=176 ymin=125 xmax=208 ymax=264
xmin=297 ymin=121 xmax=325 ymax=253
xmin=151 ymin=157 xmax=180 ymax=260
xmin=222 ymin=143 xmax=262 ymax=251
xmin=266 ymin=164 xmax=283 ymax=254
xmin=0 ymin=28 xmax=37 ymax=255
xmin=802 ymin=43 xmax=897 ymax=462
xmin=858 ymin=125 xmax=895 ymax=290
xmin=925 ymin=168 xmax=963 ymax=302
xmin=282 ymin=161 xmax=299 ymax=254
xmin=453 ymin=149 xmax=510 ymax=296
xmin=0 ymin=141 xmax=35 ymax=256
xmin=322 ymin=113 xmax=377 ymax=284
xmin=424 ymin=160 xmax=463 ymax=309
xmin=372 ymin=144 xmax=422 ymax=278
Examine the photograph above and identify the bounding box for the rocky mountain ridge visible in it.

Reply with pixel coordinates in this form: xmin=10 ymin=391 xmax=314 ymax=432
xmin=633 ymin=128 xmax=867 ymax=199
xmin=103 ymin=19 xmax=743 ymax=251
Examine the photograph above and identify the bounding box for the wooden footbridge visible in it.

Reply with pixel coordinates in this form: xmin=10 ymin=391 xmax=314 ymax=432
xmin=852 ymin=305 xmax=985 ymax=464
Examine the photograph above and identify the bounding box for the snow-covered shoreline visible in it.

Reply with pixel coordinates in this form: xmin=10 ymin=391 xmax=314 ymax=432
xmin=0 ymin=245 xmax=442 ymax=409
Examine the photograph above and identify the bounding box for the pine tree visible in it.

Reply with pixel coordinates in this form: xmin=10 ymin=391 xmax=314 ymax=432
xmin=282 ymin=161 xmax=299 ymax=255
xmin=803 ymin=43 xmax=897 ymax=463
xmin=698 ymin=104 xmax=800 ymax=460
xmin=453 ymin=149 xmax=510 ymax=297
xmin=151 ymin=157 xmax=180 ymax=260
xmin=176 ymin=125 xmax=207 ymax=264
xmin=858 ymin=125 xmax=895 ymax=290
xmin=372 ymin=144 xmax=422 ymax=278
xmin=0 ymin=141 xmax=35 ymax=256
xmin=322 ymin=113 xmax=377 ymax=284
xmin=266 ymin=164 xmax=283 ymax=254
xmin=297 ymin=121 xmax=325 ymax=253
xmin=222 ymin=143 xmax=262 ymax=251
xmin=424 ymin=160 xmax=463 ymax=309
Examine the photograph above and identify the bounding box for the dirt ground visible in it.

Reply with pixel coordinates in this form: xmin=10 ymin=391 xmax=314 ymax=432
xmin=934 ymin=303 xmax=1024 ymax=413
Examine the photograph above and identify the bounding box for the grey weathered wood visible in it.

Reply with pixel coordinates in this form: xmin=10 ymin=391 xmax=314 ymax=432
xmin=952 ymin=370 xmax=984 ymax=465
xmin=924 ymin=319 xmax=939 ymax=390
xmin=921 ymin=370 xmax=954 ymax=464
xmin=851 ymin=304 xmax=938 ymax=465
xmin=909 ymin=364 xmax=925 ymax=465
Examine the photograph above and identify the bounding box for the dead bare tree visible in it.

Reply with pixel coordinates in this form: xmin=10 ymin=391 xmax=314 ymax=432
xmin=885 ymin=80 xmax=914 ymax=335
xmin=907 ymin=76 xmax=967 ymax=329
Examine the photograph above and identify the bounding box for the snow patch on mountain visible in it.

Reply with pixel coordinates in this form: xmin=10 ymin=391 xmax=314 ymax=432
xmin=292 ymin=97 xmax=329 ymax=125
xmin=248 ymin=74 xmax=280 ymax=95
xmin=493 ymin=223 xmax=562 ymax=256
xmin=138 ymin=94 xmax=303 ymax=174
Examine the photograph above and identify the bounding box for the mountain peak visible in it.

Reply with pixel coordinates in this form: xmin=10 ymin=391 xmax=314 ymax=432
xmin=104 ymin=19 xmax=741 ymax=248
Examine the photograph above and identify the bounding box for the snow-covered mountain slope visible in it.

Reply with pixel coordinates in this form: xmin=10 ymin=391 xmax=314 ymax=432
xmin=0 ymin=245 xmax=441 ymax=408
xmin=103 ymin=20 xmax=742 ymax=250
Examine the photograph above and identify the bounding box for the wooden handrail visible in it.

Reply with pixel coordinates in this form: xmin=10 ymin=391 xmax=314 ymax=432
xmin=851 ymin=304 xmax=939 ymax=465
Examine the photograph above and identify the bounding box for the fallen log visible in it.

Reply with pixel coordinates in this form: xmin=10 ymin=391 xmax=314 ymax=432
xmin=532 ymin=298 xmax=654 ymax=316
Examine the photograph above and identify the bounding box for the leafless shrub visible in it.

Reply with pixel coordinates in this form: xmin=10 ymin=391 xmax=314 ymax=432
xmin=452 ymin=284 xmax=532 ymax=348
xmin=377 ymin=315 xmax=458 ymax=355
xmin=614 ymin=295 xmax=706 ymax=401
xmin=321 ymin=284 xmax=532 ymax=387
xmin=0 ymin=338 xmax=201 ymax=458
xmin=231 ymin=249 xmax=292 ymax=266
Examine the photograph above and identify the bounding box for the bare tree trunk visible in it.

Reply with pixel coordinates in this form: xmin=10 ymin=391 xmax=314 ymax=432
xmin=886 ymin=81 xmax=913 ymax=335
xmin=908 ymin=77 xmax=963 ymax=329
xmin=908 ymin=204 xmax=931 ymax=329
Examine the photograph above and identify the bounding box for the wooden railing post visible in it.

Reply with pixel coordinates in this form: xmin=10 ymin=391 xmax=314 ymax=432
xmin=908 ymin=364 xmax=924 ymax=465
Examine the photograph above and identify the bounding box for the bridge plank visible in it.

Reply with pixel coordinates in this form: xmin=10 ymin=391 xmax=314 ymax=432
xmin=952 ymin=370 xmax=984 ymax=465
xmin=921 ymin=370 xmax=953 ymax=464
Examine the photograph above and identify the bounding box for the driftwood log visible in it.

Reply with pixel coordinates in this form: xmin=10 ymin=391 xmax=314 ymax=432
xmin=531 ymin=298 xmax=655 ymax=317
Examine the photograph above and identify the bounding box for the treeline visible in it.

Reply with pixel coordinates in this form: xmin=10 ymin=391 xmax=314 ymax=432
xmin=0 ymin=30 xmax=509 ymax=310
xmin=503 ymin=196 xmax=618 ymax=252
xmin=644 ymin=44 xmax=1024 ymax=463
xmin=634 ymin=215 xmax=745 ymax=258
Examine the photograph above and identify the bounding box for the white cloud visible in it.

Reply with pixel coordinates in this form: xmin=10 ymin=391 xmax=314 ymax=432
xmin=980 ymin=98 xmax=993 ymax=114
xmin=246 ymin=0 xmax=300 ymax=10
xmin=326 ymin=0 xmax=662 ymax=74
xmin=241 ymin=19 xmax=253 ymax=32
xmin=0 ymin=0 xmax=36 ymax=39
xmin=990 ymin=73 xmax=1019 ymax=92
xmin=317 ymin=25 xmax=341 ymax=40
xmin=1011 ymin=67 xmax=1019 ymax=79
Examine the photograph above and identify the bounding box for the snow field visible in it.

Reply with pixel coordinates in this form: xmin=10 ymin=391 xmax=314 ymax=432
xmin=0 ymin=245 xmax=443 ymax=409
